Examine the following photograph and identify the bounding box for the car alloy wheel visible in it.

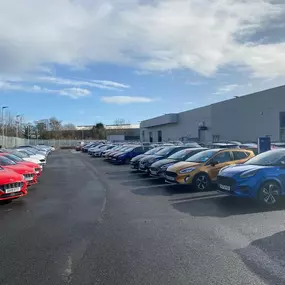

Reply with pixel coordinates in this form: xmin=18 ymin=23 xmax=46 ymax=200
xmin=194 ymin=174 xmax=209 ymax=191
xmin=259 ymin=182 xmax=280 ymax=205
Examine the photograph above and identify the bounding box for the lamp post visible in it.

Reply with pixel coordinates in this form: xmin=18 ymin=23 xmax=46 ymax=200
xmin=1 ymin=106 xmax=8 ymax=147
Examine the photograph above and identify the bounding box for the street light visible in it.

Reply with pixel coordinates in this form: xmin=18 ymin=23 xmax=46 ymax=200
xmin=1 ymin=106 xmax=8 ymax=147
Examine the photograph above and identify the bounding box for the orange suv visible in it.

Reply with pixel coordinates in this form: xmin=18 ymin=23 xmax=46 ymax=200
xmin=165 ymin=148 xmax=255 ymax=190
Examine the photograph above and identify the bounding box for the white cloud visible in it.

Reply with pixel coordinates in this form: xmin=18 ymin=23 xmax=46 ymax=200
xmin=213 ymin=84 xmax=238 ymax=95
xmin=101 ymin=96 xmax=155 ymax=104
xmin=37 ymin=76 xmax=129 ymax=90
xmin=0 ymin=80 xmax=90 ymax=99
xmin=0 ymin=0 xmax=284 ymax=80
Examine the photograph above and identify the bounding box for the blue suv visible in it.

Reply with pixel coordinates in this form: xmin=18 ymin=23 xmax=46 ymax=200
xmin=217 ymin=149 xmax=285 ymax=205
xmin=112 ymin=146 xmax=151 ymax=164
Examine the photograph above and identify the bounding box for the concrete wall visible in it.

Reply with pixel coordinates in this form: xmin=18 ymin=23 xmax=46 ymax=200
xmin=140 ymin=106 xmax=212 ymax=142
xmin=212 ymin=85 xmax=285 ymax=141
xmin=140 ymin=85 xmax=285 ymax=143
xmin=140 ymin=114 xmax=178 ymax=128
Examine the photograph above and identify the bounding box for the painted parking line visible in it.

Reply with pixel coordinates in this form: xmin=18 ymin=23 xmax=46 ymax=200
xmin=120 ymin=177 xmax=162 ymax=183
xmin=132 ymin=183 xmax=176 ymax=190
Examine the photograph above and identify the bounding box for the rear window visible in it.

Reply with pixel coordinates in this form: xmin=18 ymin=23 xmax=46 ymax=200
xmin=233 ymin=151 xmax=248 ymax=160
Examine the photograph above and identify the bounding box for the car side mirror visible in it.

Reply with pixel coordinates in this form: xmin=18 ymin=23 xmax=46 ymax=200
xmin=211 ymin=160 xmax=218 ymax=166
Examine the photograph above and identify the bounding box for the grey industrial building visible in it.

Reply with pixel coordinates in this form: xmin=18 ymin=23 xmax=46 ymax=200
xmin=140 ymin=85 xmax=285 ymax=143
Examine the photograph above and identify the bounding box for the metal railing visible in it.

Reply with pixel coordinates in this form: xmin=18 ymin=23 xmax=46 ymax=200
xmin=0 ymin=136 xmax=94 ymax=148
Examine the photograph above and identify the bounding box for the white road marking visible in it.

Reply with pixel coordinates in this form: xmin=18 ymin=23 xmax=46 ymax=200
xmin=121 ymin=177 xmax=162 ymax=182
xmin=133 ymin=183 xmax=176 ymax=189
xmin=62 ymin=256 xmax=73 ymax=283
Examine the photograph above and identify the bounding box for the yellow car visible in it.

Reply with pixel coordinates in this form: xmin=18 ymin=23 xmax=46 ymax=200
xmin=165 ymin=148 xmax=255 ymax=190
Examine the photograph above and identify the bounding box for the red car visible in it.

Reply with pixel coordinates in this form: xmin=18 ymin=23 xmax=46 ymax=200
xmin=0 ymin=167 xmax=28 ymax=202
xmin=75 ymin=145 xmax=82 ymax=151
xmin=0 ymin=156 xmax=37 ymax=186
xmin=0 ymin=153 xmax=42 ymax=176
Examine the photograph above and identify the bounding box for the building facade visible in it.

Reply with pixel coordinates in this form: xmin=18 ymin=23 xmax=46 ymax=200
xmin=140 ymin=85 xmax=285 ymax=143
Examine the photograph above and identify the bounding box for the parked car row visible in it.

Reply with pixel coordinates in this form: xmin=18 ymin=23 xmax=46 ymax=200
xmin=81 ymin=141 xmax=285 ymax=206
xmin=0 ymin=145 xmax=54 ymax=203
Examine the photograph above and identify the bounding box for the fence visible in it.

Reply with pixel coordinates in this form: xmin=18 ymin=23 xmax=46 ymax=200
xmin=0 ymin=136 xmax=94 ymax=148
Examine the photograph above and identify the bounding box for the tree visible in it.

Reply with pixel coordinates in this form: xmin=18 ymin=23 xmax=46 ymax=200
xmin=62 ymin=123 xmax=76 ymax=130
xmin=35 ymin=121 xmax=49 ymax=139
xmin=49 ymin=117 xmax=62 ymax=139
xmin=91 ymin=122 xmax=106 ymax=139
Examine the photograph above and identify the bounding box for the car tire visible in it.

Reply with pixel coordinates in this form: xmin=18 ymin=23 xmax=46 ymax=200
xmin=193 ymin=173 xmax=210 ymax=191
xmin=258 ymin=181 xmax=280 ymax=206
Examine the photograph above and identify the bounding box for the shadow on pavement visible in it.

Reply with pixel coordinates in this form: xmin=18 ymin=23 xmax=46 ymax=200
xmin=236 ymin=231 xmax=285 ymax=285
xmin=131 ymin=184 xmax=195 ymax=196
xmin=171 ymin=196 xmax=285 ymax=217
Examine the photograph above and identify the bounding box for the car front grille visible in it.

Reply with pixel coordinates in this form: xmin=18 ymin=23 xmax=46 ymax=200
xmin=217 ymin=176 xmax=236 ymax=186
xmin=150 ymin=167 xmax=158 ymax=172
xmin=24 ymin=174 xmax=34 ymax=179
xmin=165 ymin=171 xmax=177 ymax=178
xmin=3 ymin=182 xmax=23 ymax=190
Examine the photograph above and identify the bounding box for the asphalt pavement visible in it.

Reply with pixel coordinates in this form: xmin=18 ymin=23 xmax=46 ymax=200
xmin=1 ymin=150 xmax=285 ymax=285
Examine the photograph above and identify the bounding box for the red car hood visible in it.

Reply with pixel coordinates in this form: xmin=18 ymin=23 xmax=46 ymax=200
xmin=3 ymin=164 xmax=36 ymax=175
xmin=0 ymin=168 xmax=25 ymax=183
xmin=18 ymin=161 xmax=40 ymax=169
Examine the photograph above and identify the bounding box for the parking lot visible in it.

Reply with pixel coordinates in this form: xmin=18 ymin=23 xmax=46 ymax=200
xmin=1 ymin=150 xmax=285 ymax=285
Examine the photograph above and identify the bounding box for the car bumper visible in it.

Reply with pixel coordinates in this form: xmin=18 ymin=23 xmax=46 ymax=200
xmin=217 ymin=176 xmax=260 ymax=198
xmin=150 ymin=168 xmax=166 ymax=177
xmin=130 ymin=161 xmax=139 ymax=169
xmin=0 ymin=191 xmax=27 ymax=200
xmin=138 ymin=164 xmax=149 ymax=172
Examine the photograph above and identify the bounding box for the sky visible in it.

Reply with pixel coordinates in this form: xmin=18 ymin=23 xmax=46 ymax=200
xmin=0 ymin=0 xmax=285 ymax=126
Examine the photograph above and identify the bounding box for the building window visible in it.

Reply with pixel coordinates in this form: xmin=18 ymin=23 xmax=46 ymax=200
xmin=149 ymin=132 xmax=153 ymax=142
xmin=158 ymin=130 xmax=162 ymax=142
xmin=142 ymin=131 xmax=145 ymax=141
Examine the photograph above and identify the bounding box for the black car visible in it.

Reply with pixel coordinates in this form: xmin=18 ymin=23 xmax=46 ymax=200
xmin=138 ymin=146 xmax=189 ymax=173
xmin=130 ymin=146 xmax=164 ymax=169
xmin=149 ymin=147 xmax=207 ymax=177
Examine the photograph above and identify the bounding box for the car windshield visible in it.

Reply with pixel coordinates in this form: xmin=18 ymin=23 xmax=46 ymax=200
xmin=245 ymin=150 xmax=285 ymax=166
xmin=155 ymin=147 xmax=176 ymax=156
xmin=186 ymin=149 xmax=219 ymax=163
xmin=168 ymin=149 xmax=193 ymax=160
xmin=0 ymin=156 xmax=17 ymax=166
xmin=145 ymin=148 xmax=160 ymax=155
xmin=25 ymin=149 xmax=37 ymax=155
xmin=12 ymin=151 xmax=28 ymax=158
xmin=4 ymin=154 xmax=24 ymax=162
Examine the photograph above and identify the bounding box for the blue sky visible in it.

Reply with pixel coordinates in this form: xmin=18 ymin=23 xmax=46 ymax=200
xmin=0 ymin=0 xmax=285 ymax=126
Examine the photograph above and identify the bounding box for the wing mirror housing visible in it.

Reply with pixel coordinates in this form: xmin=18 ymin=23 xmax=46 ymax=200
xmin=211 ymin=160 xmax=218 ymax=167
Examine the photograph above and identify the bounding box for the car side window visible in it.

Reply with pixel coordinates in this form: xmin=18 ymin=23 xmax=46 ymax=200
xmin=213 ymin=152 xmax=232 ymax=164
xmin=233 ymin=151 xmax=248 ymax=160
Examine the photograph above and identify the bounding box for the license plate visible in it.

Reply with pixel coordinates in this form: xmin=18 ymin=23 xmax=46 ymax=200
xmin=219 ymin=184 xmax=231 ymax=191
xmin=25 ymin=177 xmax=33 ymax=181
xmin=150 ymin=170 xmax=157 ymax=175
xmin=5 ymin=187 xmax=21 ymax=193
xmin=165 ymin=175 xmax=175 ymax=181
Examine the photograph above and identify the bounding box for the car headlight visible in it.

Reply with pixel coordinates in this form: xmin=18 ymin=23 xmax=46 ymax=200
xmin=218 ymin=164 xmax=237 ymax=175
xmin=161 ymin=163 xmax=174 ymax=169
xmin=240 ymin=169 xmax=259 ymax=178
xmin=179 ymin=167 xmax=196 ymax=174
